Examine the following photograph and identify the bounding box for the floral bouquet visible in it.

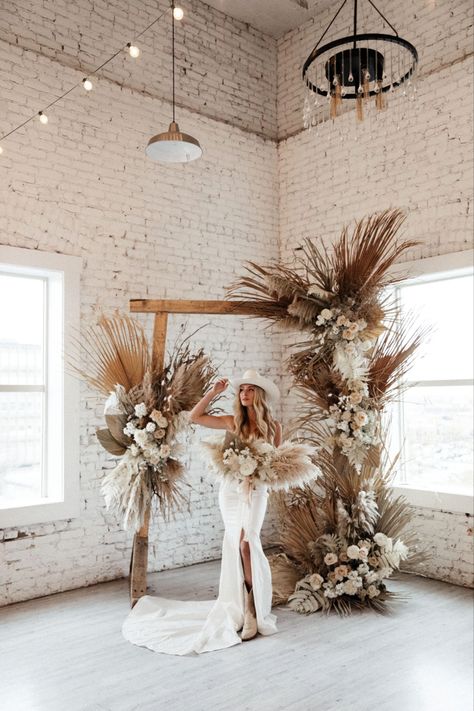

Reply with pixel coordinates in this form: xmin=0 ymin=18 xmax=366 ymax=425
xmin=201 ymin=434 xmax=320 ymax=494
xmin=71 ymin=312 xmax=215 ymax=531
xmin=288 ymin=531 xmax=409 ymax=615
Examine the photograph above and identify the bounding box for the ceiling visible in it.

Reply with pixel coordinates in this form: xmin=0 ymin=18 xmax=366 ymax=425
xmin=203 ymin=0 xmax=328 ymax=39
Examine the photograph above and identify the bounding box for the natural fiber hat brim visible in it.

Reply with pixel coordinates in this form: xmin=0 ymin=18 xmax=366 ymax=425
xmin=231 ymin=375 xmax=280 ymax=405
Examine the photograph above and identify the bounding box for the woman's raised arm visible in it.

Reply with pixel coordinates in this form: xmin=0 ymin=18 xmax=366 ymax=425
xmin=189 ymin=378 xmax=234 ymax=430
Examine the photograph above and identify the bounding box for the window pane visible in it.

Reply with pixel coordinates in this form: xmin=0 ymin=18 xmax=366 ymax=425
xmin=400 ymin=385 xmax=473 ymax=495
xmin=0 ymin=391 xmax=43 ymax=506
xmin=400 ymin=275 xmax=473 ymax=381
xmin=0 ymin=273 xmax=45 ymax=385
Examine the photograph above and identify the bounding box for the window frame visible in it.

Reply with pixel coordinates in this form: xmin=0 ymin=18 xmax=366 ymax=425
xmin=0 ymin=245 xmax=81 ymax=528
xmin=388 ymin=249 xmax=474 ymax=514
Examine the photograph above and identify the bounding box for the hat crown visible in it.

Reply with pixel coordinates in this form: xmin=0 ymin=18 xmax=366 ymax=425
xmin=241 ymin=369 xmax=259 ymax=380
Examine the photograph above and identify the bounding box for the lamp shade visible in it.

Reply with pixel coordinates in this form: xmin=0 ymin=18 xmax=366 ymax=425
xmin=145 ymin=121 xmax=202 ymax=163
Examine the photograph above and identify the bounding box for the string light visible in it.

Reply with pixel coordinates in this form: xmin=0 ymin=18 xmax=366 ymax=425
xmin=0 ymin=4 xmax=172 ymax=152
xmin=173 ymin=6 xmax=184 ymax=20
xmin=127 ymin=43 xmax=140 ymax=58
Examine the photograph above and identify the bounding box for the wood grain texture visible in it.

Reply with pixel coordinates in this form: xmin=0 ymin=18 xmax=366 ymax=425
xmin=0 ymin=564 xmax=472 ymax=711
xmin=129 ymin=299 xmax=265 ymax=315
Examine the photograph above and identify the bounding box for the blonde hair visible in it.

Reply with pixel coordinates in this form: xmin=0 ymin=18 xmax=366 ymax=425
xmin=233 ymin=385 xmax=276 ymax=444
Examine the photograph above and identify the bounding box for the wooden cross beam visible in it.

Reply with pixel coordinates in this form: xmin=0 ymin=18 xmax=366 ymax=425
xmin=127 ymin=298 xmax=261 ymax=606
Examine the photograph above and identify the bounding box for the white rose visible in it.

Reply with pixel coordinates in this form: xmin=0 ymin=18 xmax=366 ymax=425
xmin=134 ymin=403 xmax=147 ymax=418
xmin=358 ymin=546 xmax=369 ymax=560
xmin=358 ymin=563 xmax=369 ymax=575
xmin=342 ymin=579 xmax=358 ymax=595
xmin=154 ymin=428 xmax=166 ymax=439
xmin=133 ymin=429 xmax=149 ymax=448
xmin=324 ymin=552 xmax=338 ymax=566
xmin=156 ymin=415 xmax=168 ymax=428
xmin=367 ymin=584 xmax=380 ymax=598
xmin=347 ymin=545 xmax=360 ymax=560
xmin=374 ymin=532 xmax=389 ymax=547
xmin=320 ymin=308 xmax=334 ymax=320
xmin=365 ymin=571 xmax=378 ymax=584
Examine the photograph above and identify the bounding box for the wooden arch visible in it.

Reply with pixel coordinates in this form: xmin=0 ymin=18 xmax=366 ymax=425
xmin=128 ymin=298 xmax=261 ymax=606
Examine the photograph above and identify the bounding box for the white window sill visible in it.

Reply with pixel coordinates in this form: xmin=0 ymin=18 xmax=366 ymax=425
xmin=391 ymin=485 xmax=473 ymax=515
xmin=0 ymin=498 xmax=80 ymax=529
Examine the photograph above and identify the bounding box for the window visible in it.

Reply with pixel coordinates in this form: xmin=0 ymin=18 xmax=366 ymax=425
xmin=0 ymin=245 xmax=81 ymax=528
xmin=389 ymin=250 xmax=473 ymax=514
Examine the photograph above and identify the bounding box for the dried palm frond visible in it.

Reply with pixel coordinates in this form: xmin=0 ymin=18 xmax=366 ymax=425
xmin=226 ymin=262 xmax=315 ymax=329
xmin=330 ymin=208 xmax=419 ymax=299
xmin=69 ymin=311 xmax=150 ymax=395
xmin=268 ymin=553 xmax=303 ymax=605
xmin=368 ymin=319 xmax=425 ymax=403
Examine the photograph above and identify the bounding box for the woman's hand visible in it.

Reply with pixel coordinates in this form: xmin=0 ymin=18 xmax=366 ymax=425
xmin=211 ymin=378 xmax=229 ymax=396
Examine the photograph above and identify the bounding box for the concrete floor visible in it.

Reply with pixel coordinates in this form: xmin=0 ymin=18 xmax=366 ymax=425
xmin=0 ymin=559 xmax=472 ymax=711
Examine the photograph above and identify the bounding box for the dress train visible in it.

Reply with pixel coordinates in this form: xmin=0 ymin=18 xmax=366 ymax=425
xmin=122 ymin=476 xmax=278 ymax=655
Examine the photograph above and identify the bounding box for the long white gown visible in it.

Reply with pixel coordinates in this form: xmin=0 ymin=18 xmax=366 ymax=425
xmin=122 ymin=472 xmax=278 ymax=655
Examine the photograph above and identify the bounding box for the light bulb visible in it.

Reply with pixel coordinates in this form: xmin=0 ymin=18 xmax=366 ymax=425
xmin=38 ymin=111 xmax=48 ymax=124
xmin=82 ymin=78 xmax=93 ymax=91
xmin=173 ymin=6 xmax=184 ymax=20
xmin=128 ymin=43 xmax=140 ymax=58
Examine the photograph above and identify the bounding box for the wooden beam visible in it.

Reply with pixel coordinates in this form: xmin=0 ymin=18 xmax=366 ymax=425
xmin=130 ymin=299 xmax=262 ymax=315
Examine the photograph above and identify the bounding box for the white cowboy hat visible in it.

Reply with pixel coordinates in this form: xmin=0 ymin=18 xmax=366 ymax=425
xmin=231 ymin=369 xmax=280 ymax=406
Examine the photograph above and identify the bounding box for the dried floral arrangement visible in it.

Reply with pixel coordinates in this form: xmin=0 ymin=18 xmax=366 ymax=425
xmin=71 ymin=313 xmax=215 ymax=531
xmin=228 ymin=208 xmax=429 ymax=615
xmin=201 ymin=432 xmax=320 ymax=494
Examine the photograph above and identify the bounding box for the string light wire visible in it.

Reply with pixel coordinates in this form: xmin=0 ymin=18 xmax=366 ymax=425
xmin=0 ymin=4 xmax=179 ymax=146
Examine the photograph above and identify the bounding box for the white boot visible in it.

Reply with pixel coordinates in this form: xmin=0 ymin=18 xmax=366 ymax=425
xmin=241 ymin=585 xmax=258 ymax=641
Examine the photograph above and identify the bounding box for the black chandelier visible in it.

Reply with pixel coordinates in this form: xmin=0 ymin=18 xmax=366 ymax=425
xmin=302 ymin=0 xmax=418 ymax=122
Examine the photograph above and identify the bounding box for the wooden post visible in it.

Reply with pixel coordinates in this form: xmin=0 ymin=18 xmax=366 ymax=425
xmin=130 ymin=313 xmax=168 ymax=607
xmin=128 ymin=299 xmax=262 ymax=606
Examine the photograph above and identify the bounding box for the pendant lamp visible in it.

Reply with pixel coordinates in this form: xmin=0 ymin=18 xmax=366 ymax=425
xmin=146 ymin=2 xmax=202 ymax=163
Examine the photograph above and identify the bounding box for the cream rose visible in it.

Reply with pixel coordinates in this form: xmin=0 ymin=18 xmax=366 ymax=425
xmin=347 ymin=545 xmax=360 ymax=560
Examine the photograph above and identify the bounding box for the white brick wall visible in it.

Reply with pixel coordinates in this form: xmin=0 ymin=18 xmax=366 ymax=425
xmin=277 ymin=0 xmax=474 ymax=588
xmin=0 ymin=2 xmax=281 ymax=605
xmin=0 ymin=0 xmax=277 ymax=138
xmin=0 ymin=0 xmax=472 ymax=606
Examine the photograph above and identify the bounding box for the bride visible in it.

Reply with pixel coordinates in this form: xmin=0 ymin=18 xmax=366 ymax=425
xmin=122 ymin=368 xmax=281 ymax=655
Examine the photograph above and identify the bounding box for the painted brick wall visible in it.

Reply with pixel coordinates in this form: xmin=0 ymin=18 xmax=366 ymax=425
xmin=0 ymin=0 xmax=472 ymax=606
xmin=0 ymin=2 xmax=281 ymax=605
xmin=0 ymin=0 xmax=277 ymax=139
xmin=277 ymin=0 xmax=473 ymax=588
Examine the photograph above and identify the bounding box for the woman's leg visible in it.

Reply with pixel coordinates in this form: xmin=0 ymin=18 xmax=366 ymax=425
xmin=240 ymin=530 xmax=252 ymax=590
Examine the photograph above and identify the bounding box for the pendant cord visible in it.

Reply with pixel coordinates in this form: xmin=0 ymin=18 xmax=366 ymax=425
xmin=366 ymin=0 xmax=398 ymax=36
xmin=171 ymin=1 xmax=176 ymax=122
xmin=311 ymin=0 xmax=348 ymax=51
xmin=353 ymin=0 xmax=357 ymax=48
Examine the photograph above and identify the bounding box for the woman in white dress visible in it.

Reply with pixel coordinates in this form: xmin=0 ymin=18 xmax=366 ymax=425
xmin=122 ymin=369 xmax=281 ymax=656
